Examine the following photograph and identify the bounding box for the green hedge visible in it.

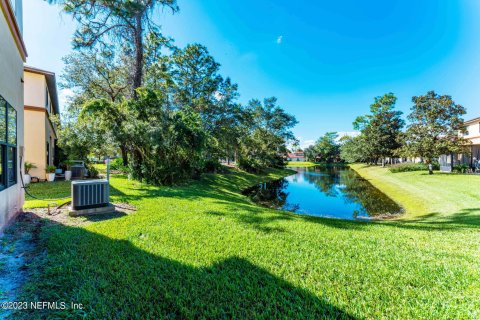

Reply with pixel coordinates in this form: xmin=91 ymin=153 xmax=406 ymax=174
xmin=389 ymin=162 xmax=439 ymax=173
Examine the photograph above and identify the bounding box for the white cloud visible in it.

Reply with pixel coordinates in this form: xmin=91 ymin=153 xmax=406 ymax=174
xmin=300 ymin=139 xmax=315 ymax=149
xmin=289 ymin=137 xmax=315 ymax=150
xmin=276 ymin=35 xmax=283 ymax=44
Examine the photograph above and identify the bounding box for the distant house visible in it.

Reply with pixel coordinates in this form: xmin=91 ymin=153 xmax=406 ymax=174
xmin=23 ymin=66 xmax=59 ymax=179
xmin=439 ymin=117 xmax=480 ymax=172
xmin=0 ymin=0 xmax=27 ymax=232
xmin=287 ymin=152 xmax=306 ymax=162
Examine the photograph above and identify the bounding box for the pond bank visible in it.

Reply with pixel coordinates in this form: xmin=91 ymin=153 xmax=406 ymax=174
xmin=349 ymin=163 xmax=480 ymax=220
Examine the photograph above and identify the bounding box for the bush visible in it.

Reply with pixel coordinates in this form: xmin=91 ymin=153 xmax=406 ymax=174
xmin=110 ymin=158 xmax=124 ymax=171
xmin=86 ymin=164 xmax=99 ymax=178
xmin=453 ymin=164 xmax=469 ymax=174
xmin=203 ymin=159 xmax=226 ymax=173
xmin=389 ymin=162 xmax=439 ymax=173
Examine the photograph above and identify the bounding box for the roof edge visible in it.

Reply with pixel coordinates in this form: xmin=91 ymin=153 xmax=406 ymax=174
xmin=0 ymin=0 xmax=27 ymax=61
xmin=24 ymin=65 xmax=60 ymax=116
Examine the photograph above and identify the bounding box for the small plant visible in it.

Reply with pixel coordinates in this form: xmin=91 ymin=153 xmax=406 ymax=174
xmin=62 ymin=160 xmax=75 ymax=170
xmin=24 ymin=162 xmax=37 ymax=175
xmin=45 ymin=165 xmax=57 ymax=174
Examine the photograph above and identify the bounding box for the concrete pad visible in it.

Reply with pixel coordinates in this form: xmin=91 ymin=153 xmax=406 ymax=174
xmin=68 ymin=204 xmax=116 ymax=217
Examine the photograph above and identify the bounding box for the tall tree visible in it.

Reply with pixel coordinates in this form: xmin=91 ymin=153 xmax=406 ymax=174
xmin=309 ymin=132 xmax=340 ymax=163
xmin=48 ymin=0 xmax=178 ymax=95
xmin=238 ymin=98 xmax=297 ymax=172
xmin=400 ymin=91 xmax=467 ymax=174
xmin=171 ymin=44 xmax=222 ymax=112
xmin=339 ymin=135 xmax=369 ymax=163
xmin=353 ymin=93 xmax=405 ymax=165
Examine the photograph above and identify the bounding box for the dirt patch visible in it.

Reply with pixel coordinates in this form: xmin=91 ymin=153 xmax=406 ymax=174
xmin=0 ymin=213 xmax=43 ymax=319
xmin=0 ymin=203 xmax=136 ymax=318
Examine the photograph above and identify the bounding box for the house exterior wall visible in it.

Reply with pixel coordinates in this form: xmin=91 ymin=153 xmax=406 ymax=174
xmin=439 ymin=117 xmax=480 ymax=172
xmin=0 ymin=0 xmax=25 ymax=233
xmin=464 ymin=119 xmax=480 ymax=145
xmin=24 ymin=109 xmax=46 ymax=178
xmin=24 ymin=71 xmax=57 ymax=179
xmin=24 ymin=72 xmax=46 ymax=107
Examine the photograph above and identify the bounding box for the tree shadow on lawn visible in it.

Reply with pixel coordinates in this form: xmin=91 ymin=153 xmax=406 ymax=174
xmin=109 ymin=170 xmax=293 ymax=206
xmin=206 ymin=201 xmax=480 ymax=234
xmin=386 ymin=208 xmax=480 ymax=231
xmin=15 ymin=215 xmax=355 ymax=320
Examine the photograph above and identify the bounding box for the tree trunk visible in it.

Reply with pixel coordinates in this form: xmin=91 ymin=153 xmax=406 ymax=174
xmin=133 ymin=14 xmax=144 ymax=97
xmin=121 ymin=145 xmax=128 ymax=167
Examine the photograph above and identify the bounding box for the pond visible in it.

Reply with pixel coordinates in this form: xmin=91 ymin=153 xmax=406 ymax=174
xmin=243 ymin=166 xmax=402 ymax=220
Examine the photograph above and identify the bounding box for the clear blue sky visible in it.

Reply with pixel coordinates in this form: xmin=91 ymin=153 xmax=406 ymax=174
xmin=24 ymin=0 xmax=480 ymax=148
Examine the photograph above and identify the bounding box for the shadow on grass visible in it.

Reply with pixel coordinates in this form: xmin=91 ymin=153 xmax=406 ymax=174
xmin=81 ymin=210 xmax=128 ymax=222
xmin=387 ymin=208 xmax=480 ymax=231
xmin=15 ymin=214 xmax=354 ymax=320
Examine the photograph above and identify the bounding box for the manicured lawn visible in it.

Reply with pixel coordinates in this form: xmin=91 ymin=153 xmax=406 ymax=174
xmin=350 ymin=163 xmax=480 ymax=221
xmin=15 ymin=167 xmax=480 ymax=319
xmin=286 ymin=161 xmax=317 ymax=167
xmin=24 ymin=180 xmax=71 ymax=208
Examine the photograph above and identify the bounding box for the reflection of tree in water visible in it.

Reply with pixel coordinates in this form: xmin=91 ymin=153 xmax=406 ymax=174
xmin=245 ymin=167 xmax=402 ymax=218
xmin=302 ymin=166 xmax=401 ymax=217
xmin=243 ymin=179 xmax=291 ymax=209
xmin=339 ymin=169 xmax=402 ymax=216
xmin=302 ymin=166 xmax=343 ymax=197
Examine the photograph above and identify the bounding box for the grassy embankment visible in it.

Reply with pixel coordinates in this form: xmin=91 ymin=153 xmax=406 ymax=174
xmin=14 ymin=166 xmax=480 ymax=319
xmin=286 ymin=161 xmax=317 ymax=167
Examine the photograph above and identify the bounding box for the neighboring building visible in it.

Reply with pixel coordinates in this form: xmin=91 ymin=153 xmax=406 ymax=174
xmin=23 ymin=66 xmax=59 ymax=179
xmin=287 ymin=152 xmax=306 ymax=162
xmin=439 ymin=117 xmax=480 ymax=172
xmin=0 ymin=0 xmax=27 ymax=232
xmin=463 ymin=117 xmax=480 ymax=161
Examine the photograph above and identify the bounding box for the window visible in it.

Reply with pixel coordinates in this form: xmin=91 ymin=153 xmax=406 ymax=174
xmin=0 ymin=148 xmax=3 ymax=190
xmin=46 ymin=141 xmax=50 ymax=166
xmin=45 ymin=86 xmax=49 ymax=109
xmin=0 ymin=97 xmax=5 ymax=142
xmin=0 ymin=94 xmax=17 ymax=191
xmin=8 ymin=104 xmax=16 ymax=145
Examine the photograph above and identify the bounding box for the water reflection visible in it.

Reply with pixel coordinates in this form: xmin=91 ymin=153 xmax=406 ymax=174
xmin=243 ymin=166 xmax=402 ymax=220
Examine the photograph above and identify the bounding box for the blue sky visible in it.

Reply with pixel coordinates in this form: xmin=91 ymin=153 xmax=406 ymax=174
xmin=24 ymin=0 xmax=480 ymax=147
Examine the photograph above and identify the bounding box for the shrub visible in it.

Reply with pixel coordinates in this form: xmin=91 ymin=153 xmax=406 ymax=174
xmin=203 ymin=159 xmax=226 ymax=173
xmin=453 ymin=164 xmax=469 ymax=174
xmin=86 ymin=164 xmax=99 ymax=178
xmin=109 ymin=158 xmax=124 ymax=171
xmin=389 ymin=162 xmax=439 ymax=173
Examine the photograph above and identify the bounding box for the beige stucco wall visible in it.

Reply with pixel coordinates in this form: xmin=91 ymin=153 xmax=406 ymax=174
xmin=0 ymin=4 xmax=25 ymax=232
xmin=464 ymin=121 xmax=480 ymax=145
xmin=23 ymin=71 xmax=57 ymax=179
xmin=24 ymin=110 xmax=46 ymax=178
xmin=24 ymin=71 xmax=46 ymax=107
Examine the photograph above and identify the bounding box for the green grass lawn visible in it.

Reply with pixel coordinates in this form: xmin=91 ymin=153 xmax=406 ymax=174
xmin=15 ymin=167 xmax=480 ymax=319
xmin=286 ymin=161 xmax=317 ymax=167
xmin=350 ymin=163 xmax=480 ymax=221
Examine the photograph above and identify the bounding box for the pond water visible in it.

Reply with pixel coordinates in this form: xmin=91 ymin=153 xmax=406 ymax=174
xmin=243 ymin=166 xmax=402 ymax=220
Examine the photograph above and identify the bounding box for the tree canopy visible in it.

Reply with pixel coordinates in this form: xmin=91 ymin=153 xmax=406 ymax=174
xmin=400 ymin=91 xmax=467 ymax=173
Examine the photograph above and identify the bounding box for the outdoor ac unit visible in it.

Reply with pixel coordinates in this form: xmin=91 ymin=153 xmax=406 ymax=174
xmin=71 ymin=180 xmax=110 ymax=210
